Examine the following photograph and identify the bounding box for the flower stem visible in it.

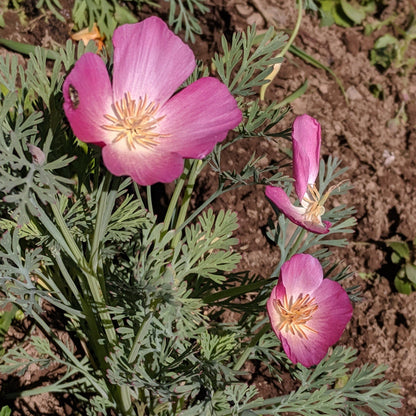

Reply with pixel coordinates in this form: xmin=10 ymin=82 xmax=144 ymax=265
xmin=286 ymin=228 xmax=306 ymax=259
xmin=88 ymin=172 xmax=133 ymax=414
xmin=146 ymin=185 xmax=153 ymax=214
xmin=202 ymin=276 xmax=275 ymax=304
xmin=89 ymin=172 xmax=118 ymax=294
xmin=233 ymin=323 xmax=270 ymax=371
xmin=277 ymin=0 xmax=303 ymax=59
xmin=32 ymin=197 xmax=109 ymax=371
xmin=260 ymin=0 xmax=303 ymax=100
xmin=49 ymin=199 xmax=86 ymax=266
xmin=133 ymin=182 xmax=146 ymax=209
xmin=162 ymin=162 xmax=189 ymax=233
xmin=271 ymin=227 xmax=307 ymax=278
xmin=31 ymin=310 xmax=109 ymax=398
xmin=173 ymin=186 xmax=223 ymax=236
xmin=171 ymin=159 xmax=203 ymax=247
xmin=48 ymin=173 xmax=132 ymax=414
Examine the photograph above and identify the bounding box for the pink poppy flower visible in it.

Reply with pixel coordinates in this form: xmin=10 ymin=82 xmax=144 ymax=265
xmin=267 ymin=253 xmax=353 ymax=367
xmin=265 ymin=114 xmax=332 ymax=234
xmin=63 ymin=16 xmax=242 ymax=185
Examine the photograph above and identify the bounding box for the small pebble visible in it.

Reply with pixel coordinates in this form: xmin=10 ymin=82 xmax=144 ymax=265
xmin=235 ymin=3 xmax=254 ymax=17
xmin=246 ymin=12 xmax=264 ymax=27
xmin=346 ymin=86 xmax=363 ymax=101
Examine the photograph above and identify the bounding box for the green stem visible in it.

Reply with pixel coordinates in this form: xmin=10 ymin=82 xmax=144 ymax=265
xmin=133 ymin=182 xmax=146 ymax=209
xmin=289 ymin=44 xmax=348 ymax=103
xmin=89 ymin=172 xmax=118 ymax=293
xmin=286 ymin=228 xmax=306 ymax=259
xmin=271 ymin=227 xmax=307 ymax=278
xmin=162 ymin=163 xmax=189 ymax=233
xmin=173 ymin=186 xmax=223 ymax=238
xmin=31 ymin=196 xmax=80 ymax=265
xmin=52 ymin=249 xmax=82 ymax=301
xmin=87 ymin=172 xmax=133 ymax=414
xmin=43 ymin=178 xmax=132 ymax=414
xmin=171 ymin=159 xmax=203 ymax=247
xmin=55 ymin=276 xmax=103 ymax=372
xmin=3 ymin=364 xmax=88 ymax=399
xmin=233 ymin=323 xmax=270 ymax=371
xmin=202 ymin=276 xmax=275 ymax=304
xmin=173 ymin=179 xmax=255 ymax=237
xmin=273 ymin=79 xmax=308 ymax=109
xmin=128 ymin=314 xmax=152 ymax=364
xmin=32 ymin=311 xmax=109 ymax=398
xmin=277 ymin=0 xmax=303 ymax=59
xmin=32 ymin=197 xmax=111 ymax=376
xmin=260 ymin=0 xmax=303 ymax=100
xmin=0 ymin=38 xmax=59 ymax=59
xmin=146 ymin=185 xmax=153 ymax=214
xmin=50 ymin=204 xmax=87 ymax=266
xmin=48 ymin=194 xmax=116 ymax=347
xmin=3 ymin=380 xmax=88 ymax=399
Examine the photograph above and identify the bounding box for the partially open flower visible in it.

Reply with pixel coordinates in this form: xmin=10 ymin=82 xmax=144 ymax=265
xmin=265 ymin=114 xmax=331 ymax=234
xmin=63 ymin=16 xmax=242 ymax=185
xmin=267 ymin=253 xmax=352 ymax=367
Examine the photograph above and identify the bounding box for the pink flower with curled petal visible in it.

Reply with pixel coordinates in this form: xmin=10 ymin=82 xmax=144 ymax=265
xmin=265 ymin=114 xmax=332 ymax=234
xmin=63 ymin=16 xmax=242 ymax=185
xmin=267 ymin=253 xmax=352 ymax=367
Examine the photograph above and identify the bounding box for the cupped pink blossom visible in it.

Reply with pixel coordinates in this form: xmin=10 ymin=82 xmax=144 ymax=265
xmin=265 ymin=115 xmax=331 ymax=234
xmin=267 ymin=253 xmax=353 ymax=367
xmin=63 ymin=16 xmax=242 ymax=185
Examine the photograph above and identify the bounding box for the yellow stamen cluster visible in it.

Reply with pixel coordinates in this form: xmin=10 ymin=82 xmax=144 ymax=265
xmin=274 ymin=293 xmax=318 ymax=339
xmin=302 ymin=184 xmax=334 ymax=224
xmin=102 ymin=93 xmax=168 ymax=150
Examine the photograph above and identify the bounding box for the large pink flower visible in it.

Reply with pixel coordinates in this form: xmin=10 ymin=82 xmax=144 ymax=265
xmin=265 ymin=115 xmax=331 ymax=234
xmin=267 ymin=253 xmax=352 ymax=367
xmin=63 ymin=16 xmax=242 ymax=185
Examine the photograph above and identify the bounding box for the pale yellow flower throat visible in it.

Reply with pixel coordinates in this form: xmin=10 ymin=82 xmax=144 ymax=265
xmin=301 ymin=183 xmax=339 ymax=224
xmin=102 ymin=93 xmax=167 ymax=150
xmin=274 ymin=293 xmax=318 ymax=339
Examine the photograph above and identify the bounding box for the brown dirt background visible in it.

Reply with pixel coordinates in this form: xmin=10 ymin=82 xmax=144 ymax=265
xmin=1 ymin=0 xmax=416 ymax=414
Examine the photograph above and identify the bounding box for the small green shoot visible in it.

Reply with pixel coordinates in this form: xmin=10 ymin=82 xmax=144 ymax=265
xmin=0 ymin=406 xmax=11 ymax=416
xmin=388 ymin=238 xmax=416 ymax=294
xmin=317 ymin=0 xmax=375 ymax=27
xmin=370 ymin=22 xmax=416 ymax=73
xmin=370 ymin=34 xmax=399 ymax=70
xmin=369 ymin=83 xmax=384 ymax=100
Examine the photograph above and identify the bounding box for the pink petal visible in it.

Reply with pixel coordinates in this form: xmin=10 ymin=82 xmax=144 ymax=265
xmin=292 ymin=115 xmax=321 ymax=200
xmin=112 ymin=17 xmax=196 ymax=106
xmin=268 ymin=278 xmax=330 ymax=367
xmin=267 ymin=284 xmax=286 ymax=337
xmin=280 ymin=328 xmax=331 ymax=367
xmin=63 ymin=53 xmax=114 ymax=146
xmin=102 ymin=140 xmax=184 ymax=185
xmin=309 ymin=279 xmax=353 ymax=345
xmin=265 ymin=186 xmax=331 ymax=234
xmin=267 ymin=254 xmax=353 ymax=367
xmin=279 ymin=254 xmax=323 ymax=298
xmin=282 ymin=279 xmax=352 ymax=367
xmin=157 ymin=77 xmax=242 ymax=159
xmin=292 ymin=143 xmax=311 ymax=202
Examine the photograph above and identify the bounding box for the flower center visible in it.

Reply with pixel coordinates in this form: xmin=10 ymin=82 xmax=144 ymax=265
xmin=274 ymin=293 xmax=318 ymax=339
xmin=301 ymin=184 xmax=329 ymax=224
xmin=102 ymin=93 xmax=168 ymax=150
